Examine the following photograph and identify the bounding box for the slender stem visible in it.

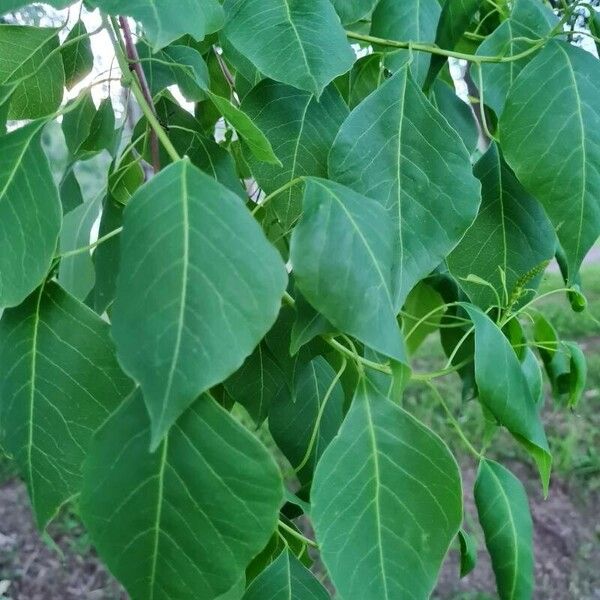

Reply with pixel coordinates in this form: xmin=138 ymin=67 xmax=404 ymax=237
xmin=252 ymin=177 xmax=304 ymax=216
xmin=104 ymin=16 xmax=181 ymax=165
xmin=325 ymin=337 xmax=391 ymax=374
xmin=56 ymin=227 xmax=124 ymax=260
xmin=117 ymin=16 xmax=160 ymax=173
xmin=278 ymin=520 xmax=318 ymax=549
xmin=412 ymin=356 xmax=473 ymax=381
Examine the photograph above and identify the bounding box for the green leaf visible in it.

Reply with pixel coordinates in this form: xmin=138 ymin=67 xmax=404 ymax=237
xmin=521 ymin=347 xmax=544 ymax=407
xmin=0 ymin=25 xmax=64 ymax=119
xmin=290 ymin=178 xmax=405 ymax=362
xmin=87 ymin=0 xmax=225 ymax=51
xmin=240 ymin=80 xmax=348 ymax=228
xmin=269 ymin=356 xmax=345 ymax=483
xmin=370 ymin=0 xmax=441 ymax=86
xmin=290 ymin=289 xmax=334 ymax=355
xmin=112 ymin=159 xmax=287 ymax=448
xmin=477 ymin=0 xmax=558 ymax=116
xmin=329 ymin=66 xmax=481 ymax=310
xmin=80 ymin=391 xmax=282 ymax=600
xmin=463 ymin=305 xmax=551 ymax=493
xmin=311 ymin=378 xmax=462 ymax=600
xmin=223 ymin=0 xmax=355 ymax=96
xmin=331 ymin=0 xmax=378 ymax=26
xmin=402 ymin=280 xmax=445 ymax=355
xmin=0 ymin=281 xmax=133 ymax=529
xmin=59 ymin=168 xmax=84 ymax=214
xmin=563 ymin=342 xmax=586 ymax=409
xmin=208 ymin=92 xmax=281 ymax=165
xmin=474 ymin=459 xmax=534 ymax=600
xmin=430 ymin=80 xmax=478 ymax=153
xmin=62 ymin=20 xmax=94 ymax=90
xmin=0 ymin=120 xmax=62 ymax=310
xmin=458 ymin=529 xmax=477 ymax=578
xmin=500 ymin=42 xmax=600 ymax=281
xmin=425 ymin=0 xmax=482 ymax=90
xmin=448 ymin=144 xmax=555 ymax=309
xmin=243 ymin=549 xmax=328 ymax=600
xmin=344 ymin=53 xmax=384 ymax=110
xmin=58 ymin=191 xmax=102 ymax=301
xmin=224 ymin=343 xmax=286 ymax=426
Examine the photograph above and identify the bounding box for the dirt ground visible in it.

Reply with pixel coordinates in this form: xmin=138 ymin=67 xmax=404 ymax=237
xmin=1 ymin=462 xmax=599 ymax=599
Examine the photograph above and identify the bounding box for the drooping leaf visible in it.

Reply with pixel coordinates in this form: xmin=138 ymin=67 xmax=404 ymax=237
xmin=290 ymin=289 xmax=334 ymax=355
xmin=80 ymin=391 xmax=282 ymax=600
xmin=331 ymin=0 xmax=379 ymax=25
xmin=500 ymin=41 xmax=600 ymax=281
xmin=243 ymin=550 xmax=328 ymax=600
xmin=329 ymin=66 xmax=481 ymax=310
xmin=112 ymin=159 xmax=287 ymax=448
xmin=87 ymin=0 xmax=225 ymax=50
xmin=474 ymin=459 xmax=534 ymax=600
xmin=0 ymin=120 xmax=62 ymax=310
xmin=521 ymin=347 xmax=544 ymax=407
xmin=370 ymin=0 xmax=441 ymax=86
xmin=311 ymin=378 xmax=462 ymax=600
xmin=448 ymin=143 xmax=555 ymax=309
xmin=240 ymin=80 xmax=348 ymax=228
xmin=463 ymin=305 xmax=551 ymax=492
xmin=224 ymin=343 xmax=287 ymax=426
xmin=269 ymin=356 xmax=345 ymax=483
xmin=0 ymin=281 xmax=133 ymax=529
xmin=402 ymin=280 xmax=445 ymax=355
xmin=222 ymin=0 xmax=355 ymax=96
xmin=59 ymin=168 xmax=84 ymax=214
xmin=458 ymin=529 xmax=477 ymax=578
xmin=62 ymin=20 xmax=94 ymax=90
xmin=290 ymin=178 xmax=405 ymax=362
xmin=0 ymin=25 xmax=64 ymax=119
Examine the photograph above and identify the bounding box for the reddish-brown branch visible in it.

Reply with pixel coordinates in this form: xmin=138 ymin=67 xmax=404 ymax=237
xmin=118 ymin=16 xmax=161 ymax=173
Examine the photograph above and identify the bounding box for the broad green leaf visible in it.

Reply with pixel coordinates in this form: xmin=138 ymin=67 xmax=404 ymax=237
xmin=474 ymin=459 xmax=534 ymax=600
xmin=477 ymin=0 xmax=558 ymax=116
xmin=269 ymin=356 xmax=344 ymax=483
xmin=80 ymin=391 xmax=282 ymax=600
xmin=243 ymin=550 xmax=328 ymax=600
xmin=402 ymin=280 xmax=445 ymax=355
xmin=521 ymin=347 xmax=544 ymax=407
xmin=59 ymin=167 xmax=84 ymax=214
xmin=62 ymin=91 xmax=96 ymax=156
xmin=222 ymin=0 xmax=355 ymax=96
xmin=208 ymin=92 xmax=281 ymax=165
xmin=87 ymin=0 xmax=225 ymax=51
xmin=224 ymin=343 xmax=286 ymax=426
xmin=370 ymin=0 xmax=441 ymax=86
xmin=0 ymin=281 xmax=133 ymax=528
xmin=240 ymin=80 xmax=348 ymax=228
xmin=331 ymin=0 xmax=378 ymax=25
xmin=290 ymin=178 xmax=405 ymax=362
xmin=138 ymin=41 xmax=210 ymax=101
xmin=329 ymin=66 xmax=481 ymax=310
xmin=499 ymin=42 xmax=600 ymax=281
xmin=430 ymin=80 xmax=478 ymax=153
xmin=112 ymin=159 xmax=287 ymax=448
xmin=0 ymin=25 xmax=64 ymax=119
xmin=311 ymin=378 xmax=462 ymax=600
xmin=463 ymin=305 xmax=551 ymax=492
xmin=448 ymin=144 xmax=555 ymax=308
xmin=62 ymin=20 xmax=93 ymax=90
xmin=58 ymin=192 xmax=102 ymax=301
xmin=458 ymin=529 xmax=477 ymax=578
xmin=425 ymin=0 xmax=482 ymax=90
xmin=0 ymin=120 xmax=62 ymax=310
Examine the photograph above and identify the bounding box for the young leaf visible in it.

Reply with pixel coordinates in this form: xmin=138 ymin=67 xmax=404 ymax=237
xmin=370 ymin=0 xmax=441 ymax=86
xmin=112 ymin=159 xmax=287 ymax=448
xmin=500 ymin=42 xmax=600 ymax=281
xmin=474 ymin=459 xmax=534 ymax=600
xmin=463 ymin=305 xmax=552 ymax=493
xmin=448 ymin=143 xmax=555 ymax=308
xmin=329 ymin=65 xmax=481 ymax=310
xmin=269 ymin=356 xmax=345 ymax=483
xmin=87 ymin=0 xmax=225 ymax=51
xmin=240 ymin=80 xmax=348 ymax=228
xmin=61 ymin=20 xmax=94 ymax=90
xmin=458 ymin=529 xmax=477 ymax=578
xmin=0 ymin=120 xmax=62 ymax=310
xmin=290 ymin=178 xmax=406 ymax=362
xmin=0 ymin=25 xmax=64 ymax=119
xmin=222 ymin=0 xmax=355 ymax=96
xmin=243 ymin=549 xmax=329 ymax=600
xmin=311 ymin=378 xmax=462 ymax=600
xmin=80 ymin=391 xmax=282 ymax=600
xmin=0 ymin=281 xmax=133 ymax=529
